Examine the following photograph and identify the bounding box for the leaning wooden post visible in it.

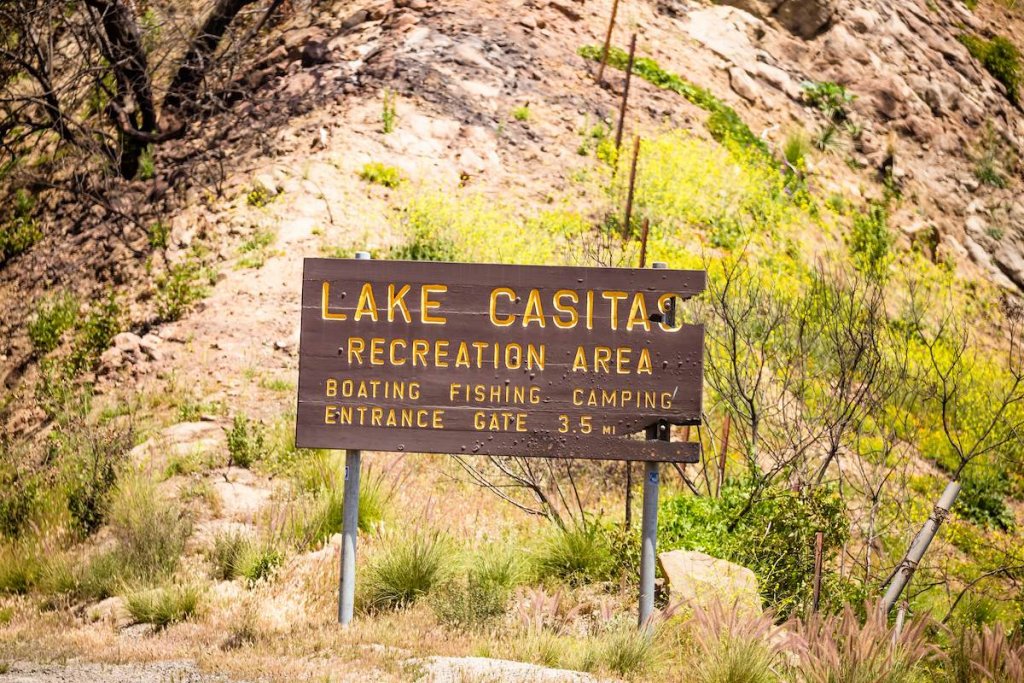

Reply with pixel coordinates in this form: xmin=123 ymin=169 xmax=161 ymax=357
xmin=880 ymin=479 xmax=961 ymax=614
xmin=623 ymin=136 xmax=641 ymax=235
xmin=338 ymin=250 xmax=371 ymax=625
xmin=614 ymin=33 xmax=638 ymax=150
xmin=640 ymin=261 xmax=674 ymax=628
xmin=812 ymin=530 xmax=824 ymax=613
xmin=596 ymin=0 xmax=621 ymax=85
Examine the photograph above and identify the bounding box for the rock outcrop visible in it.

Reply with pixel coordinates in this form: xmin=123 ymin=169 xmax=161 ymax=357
xmin=658 ymin=549 xmax=762 ymax=614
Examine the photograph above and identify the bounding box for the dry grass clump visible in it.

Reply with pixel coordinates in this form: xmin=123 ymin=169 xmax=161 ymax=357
xmin=948 ymin=623 xmax=1024 ymax=683
xmin=361 ymin=529 xmax=452 ymax=611
xmin=786 ymin=604 xmax=936 ymax=683
xmin=124 ymin=582 xmax=203 ymax=630
xmin=684 ymin=601 xmax=785 ymax=683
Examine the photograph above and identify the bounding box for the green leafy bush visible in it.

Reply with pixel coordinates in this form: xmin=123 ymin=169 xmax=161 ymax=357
xmin=136 ymin=145 xmax=156 ymax=180
xmin=381 ymin=88 xmax=397 ymax=133
xmin=146 ymin=221 xmax=170 ymax=249
xmin=359 ymin=162 xmax=403 ymax=189
xmin=957 ymin=466 xmax=1015 ymax=531
xmin=27 ymin=292 xmax=79 ymax=355
xmin=659 ymin=480 xmax=851 ymax=617
xmin=531 ymin=520 xmax=615 ymax=587
xmin=236 ymin=543 xmax=284 ymax=586
xmin=512 ymin=105 xmax=531 ymax=121
xmin=0 ymin=189 xmax=41 ymax=264
xmin=960 ymin=34 xmax=1021 ymax=105
xmin=848 ymin=202 xmax=893 ymax=279
xmin=227 ymin=415 xmax=266 ymax=468
xmin=68 ymin=292 xmax=122 ymax=372
xmin=155 ymin=255 xmax=214 ymax=322
xmin=801 ymin=81 xmax=856 ymax=122
xmin=363 ymin=530 xmax=451 ymax=610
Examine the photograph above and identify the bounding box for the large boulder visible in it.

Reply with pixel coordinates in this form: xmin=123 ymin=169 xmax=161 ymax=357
xmin=718 ymin=0 xmax=835 ymax=38
xmin=658 ymin=549 xmax=762 ymax=614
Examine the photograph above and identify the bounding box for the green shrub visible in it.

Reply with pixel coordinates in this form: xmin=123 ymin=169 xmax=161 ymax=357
xmin=782 ymin=131 xmax=811 ymax=172
xmin=136 ymin=145 xmax=156 ymax=180
xmin=27 ymin=292 xmax=79 ymax=355
xmin=660 ymin=480 xmax=851 ymax=617
xmin=246 ymin=185 xmax=271 ymax=207
xmin=512 ymin=105 xmax=531 ymax=122
xmin=236 ymin=542 xmax=284 ymax=586
xmin=359 ymin=162 xmax=403 ymax=189
xmin=957 ymin=466 xmax=1015 ymax=531
xmin=0 ymin=189 xmax=41 ymax=264
xmin=960 ymin=34 xmax=1021 ymax=105
xmin=531 ymin=520 xmax=614 ymax=587
xmin=364 ymin=530 xmax=451 ymax=610
xmin=146 ymin=221 xmax=170 ymax=249
xmin=227 ymin=415 xmax=266 ymax=468
xmin=381 ymin=88 xmax=397 ymax=134
xmin=849 ymin=202 xmax=892 ymax=279
xmin=388 ymin=199 xmax=459 ymax=263
xmin=67 ymin=292 xmax=122 ymax=372
xmin=155 ymin=255 xmax=214 ymax=322
xmin=125 ymin=582 xmax=202 ymax=629
xmin=42 ymin=385 xmax=133 ymax=537
xmin=801 ymin=81 xmax=856 ymax=122
xmin=973 ymin=122 xmax=1011 ymax=189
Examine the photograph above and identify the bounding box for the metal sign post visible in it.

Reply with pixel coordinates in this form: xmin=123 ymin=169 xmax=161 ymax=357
xmin=639 ymin=262 xmax=673 ymax=627
xmin=338 ymin=250 xmax=370 ymax=626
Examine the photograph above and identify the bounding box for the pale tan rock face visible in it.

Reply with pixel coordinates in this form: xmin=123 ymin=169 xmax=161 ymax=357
xmin=658 ymin=549 xmax=763 ymax=614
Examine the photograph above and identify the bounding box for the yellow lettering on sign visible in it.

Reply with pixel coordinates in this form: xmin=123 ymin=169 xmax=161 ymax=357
xmin=321 ymin=282 xmax=347 ymax=320
xmin=348 ymin=337 xmax=365 ymax=364
xmin=616 ymin=347 xmax=631 ymax=374
xmin=552 ymin=289 xmax=579 ymax=329
xmin=522 ymin=289 xmax=546 ymax=328
xmin=389 ymin=339 xmax=406 ymax=365
xmin=626 ymin=293 xmax=651 ymax=331
xmin=572 ymin=345 xmax=587 ymax=372
xmin=489 ymin=287 xmax=515 ymax=327
xmin=421 ymin=284 xmax=447 ymax=324
xmin=412 ymin=339 xmax=429 ymax=366
xmin=638 ymin=347 xmax=653 ymax=375
xmin=354 ymin=283 xmax=378 ymax=321
xmin=387 ymin=284 xmax=412 ymax=323
xmin=601 ymin=291 xmax=627 ymax=331
xmin=454 ymin=341 xmax=471 ymax=368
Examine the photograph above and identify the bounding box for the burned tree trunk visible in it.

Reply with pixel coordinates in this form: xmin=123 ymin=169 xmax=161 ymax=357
xmin=163 ymin=0 xmax=261 ymax=113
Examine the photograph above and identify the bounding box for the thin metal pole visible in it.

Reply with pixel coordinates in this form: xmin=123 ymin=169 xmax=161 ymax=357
xmin=640 ymin=261 xmax=671 ymax=628
xmin=614 ymin=33 xmax=638 ymax=150
xmin=339 ymin=249 xmax=371 ymax=625
xmin=596 ymin=0 xmax=621 ymax=85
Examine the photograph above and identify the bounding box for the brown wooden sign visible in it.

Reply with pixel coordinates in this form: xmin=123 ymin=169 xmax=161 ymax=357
xmin=296 ymin=259 xmax=705 ymax=462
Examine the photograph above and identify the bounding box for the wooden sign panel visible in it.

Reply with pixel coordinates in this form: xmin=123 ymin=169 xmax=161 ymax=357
xmin=296 ymin=259 xmax=705 ymax=462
